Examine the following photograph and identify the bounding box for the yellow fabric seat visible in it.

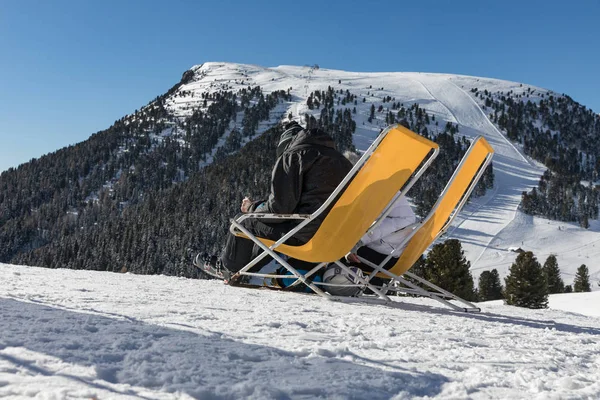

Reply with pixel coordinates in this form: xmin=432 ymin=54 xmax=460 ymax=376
xmin=230 ymin=124 xmax=495 ymax=311
xmin=234 ymin=125 xmax=439 ymax=263
xmin=355 ymin=136 xmax=494 ymax=311
xmin=387 ymin=136 xmax=494 ymax=277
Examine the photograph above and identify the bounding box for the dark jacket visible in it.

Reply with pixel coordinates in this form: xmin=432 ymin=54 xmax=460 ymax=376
xmin=256 ymin=128 xmax=352 ymax=243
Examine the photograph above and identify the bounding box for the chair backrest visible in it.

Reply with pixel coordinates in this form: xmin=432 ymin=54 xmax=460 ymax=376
xmin=268 ymin=125 xmax=438 ymax=262
xmin=388 ymin=136 xmax=494 ymax=276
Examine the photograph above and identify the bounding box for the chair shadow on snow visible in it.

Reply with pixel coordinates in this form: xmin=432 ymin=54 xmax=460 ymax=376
xmin=343 ymin=297 xmax=600 ymax=336
xmin=0 ymin=298 xmax=446 ymax=399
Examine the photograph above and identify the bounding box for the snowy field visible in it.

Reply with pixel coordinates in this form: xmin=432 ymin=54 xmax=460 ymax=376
xmin=1 ymin=263 xmax=599 ymax=399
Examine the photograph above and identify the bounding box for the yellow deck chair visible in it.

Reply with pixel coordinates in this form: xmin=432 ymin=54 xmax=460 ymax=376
xmin=354 ymin=136 xmax=494 ymax=312
xmin=230 ymin=124 xmax=439 ymax=299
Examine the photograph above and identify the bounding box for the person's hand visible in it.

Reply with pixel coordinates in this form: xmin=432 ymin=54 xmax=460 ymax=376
xmin=241 ymin=197 xmax=253 ymax=213
xmin=346 ymin=253 xmax=360 ymax=264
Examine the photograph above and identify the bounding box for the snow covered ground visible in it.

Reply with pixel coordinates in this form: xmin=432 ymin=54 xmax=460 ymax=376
xmin=1 ymin=263 xmax=599 ymax=399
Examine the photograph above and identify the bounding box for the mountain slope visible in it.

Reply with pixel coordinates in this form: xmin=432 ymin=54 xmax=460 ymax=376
xmin=1 ymin=62 xmax=599 ymax=286
xmin=1 ymin=263 xmax=599 ymax=399
xmin=165 ymin=62 xmax=600 ymax=284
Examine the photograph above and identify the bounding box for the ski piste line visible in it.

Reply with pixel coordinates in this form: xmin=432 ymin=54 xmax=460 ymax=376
xmin=447 ymin=79 xmax=532 ymax=166
xmin=458 ymin=165 xmax=528 ymax=268
xmin=445 ymin=180 xmax=515 ymax=270
xmin=469 ymin=218 xmax=600 ymax=273
xmin=442 ymin=79 xmax=541 ymax=266
xmin=445 ymin=181 xmax=499 ymax=238
xmin=409 ymin=77 xmax=461 ymax=125
xmin=549 ymin=233 xmax=600 ymax=256
xmin=415 ymin=76 xmax=534 ymax=270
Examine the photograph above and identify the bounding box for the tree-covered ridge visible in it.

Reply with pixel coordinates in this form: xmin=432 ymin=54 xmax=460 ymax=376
xmin=469 ymin=87 xmax=600 ymax=226
xmin=303 ymin=86 xmax=357 ymax=153
xmin=0 ymin=80 xmax=289 ymax=263
xmin=1 ymin=66 xmax=499 ymax=276
xmin=10 ymin=123 xmax=493 ymax=277
xmin=12 ymin=127 xmax=283 ymax=276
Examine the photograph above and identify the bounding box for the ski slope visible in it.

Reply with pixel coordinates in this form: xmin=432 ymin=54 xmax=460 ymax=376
xmin=164 ymin=62 xmax=600 ymax=286
xmin=1 ymin=263 xmax=599 ymax=399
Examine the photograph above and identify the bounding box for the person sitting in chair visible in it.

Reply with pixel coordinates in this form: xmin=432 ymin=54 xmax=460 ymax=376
xmin=197 ymin=121 xmax=352 ymax=283
xmin=323 ymin=142 xmax=417 ymax=296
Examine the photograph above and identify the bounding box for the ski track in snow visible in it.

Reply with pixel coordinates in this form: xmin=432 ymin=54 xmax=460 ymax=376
xmin=1 ymin=264 xmax=599 ymax=399
xmin=406 ymin=75 xmax=546 ymax=277
xmin=446 ymin=79 xmax=531 ymax=166
xmin=409 ymin=77 xmax=460 ymax=124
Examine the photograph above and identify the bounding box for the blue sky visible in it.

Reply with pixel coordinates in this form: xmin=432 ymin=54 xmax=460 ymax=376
xmin=0 ymin=0 xmax=598 ymax=172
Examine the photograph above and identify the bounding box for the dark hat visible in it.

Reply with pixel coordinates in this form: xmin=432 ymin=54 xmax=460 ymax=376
xmin=276 ymin=121 xmax=303 ymax=158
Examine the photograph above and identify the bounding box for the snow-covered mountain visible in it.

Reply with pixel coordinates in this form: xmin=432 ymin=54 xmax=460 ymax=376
xmin=1 ymin=262 xmax=599 ymax=398
xmin=161 ymin=62 xmax=600 ymax=288
xmin=2 ymin=61 xmax=598 ymax=287
xmin=3 ymin=63 xmax=599 ymax=399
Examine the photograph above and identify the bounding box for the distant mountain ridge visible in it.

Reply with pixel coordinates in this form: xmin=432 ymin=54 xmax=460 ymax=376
xmin=1 ymin=62 xmax=599 ymax=285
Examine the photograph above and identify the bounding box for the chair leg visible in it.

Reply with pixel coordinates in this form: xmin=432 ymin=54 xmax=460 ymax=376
xmin=354 ymin=254 xmax=480 ymax=312
xmin=282 ymin=262 xmax=327 ymax=290
xmin=403 ymin=272 xmax=480 ymax=312
xmin=231 ymin=220 xmax=330 ymax=298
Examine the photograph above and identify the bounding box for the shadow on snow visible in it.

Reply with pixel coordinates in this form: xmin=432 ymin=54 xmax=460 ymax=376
xmin=0 ymin=298 xmax=446 ymax=399
xmin=337 ymin=297 xmax=600 ymax=337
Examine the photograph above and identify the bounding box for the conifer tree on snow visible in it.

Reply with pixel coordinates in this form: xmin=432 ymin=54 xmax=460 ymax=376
xmin=422 ymin=239 xmax=477 ymax=301
xmin=504 ymin=251 xmax=548 ymax=309
xmin=573 ymin=264 xmax=591 ymax=292
xmin=564 ymin=285 xmax=573 ymax=293
xmin=543 ymin=254 xmax=564 ymax=294
xmin=478 ymin=269 xmax=504 ymax=301
xmin=408 ymin=255 xmax=426 ymax=279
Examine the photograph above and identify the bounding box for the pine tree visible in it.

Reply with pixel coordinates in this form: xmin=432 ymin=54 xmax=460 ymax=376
xmin=573 ymin=264 xmax=591 ymax=292
xmin=423 ymin=239 xmax=476 ymax=301
xmin=564 ymin=285 xmax=573 ymax=293
xmin=504 ymin=251 xmax=548 ymax=309
xmin=543 ymin=254 xmax=564 ymax=294
xmin=478 ymin=269 xmax=504 ymax=301
xmin=406 ymin=255 xmax=426 ymax=281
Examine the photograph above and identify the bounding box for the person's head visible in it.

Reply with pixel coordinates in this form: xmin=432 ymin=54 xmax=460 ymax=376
xmin=277 ymin=121 xmax=303 ymax=158
xmin=399 ymin=119 xmax=410 ymax=129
